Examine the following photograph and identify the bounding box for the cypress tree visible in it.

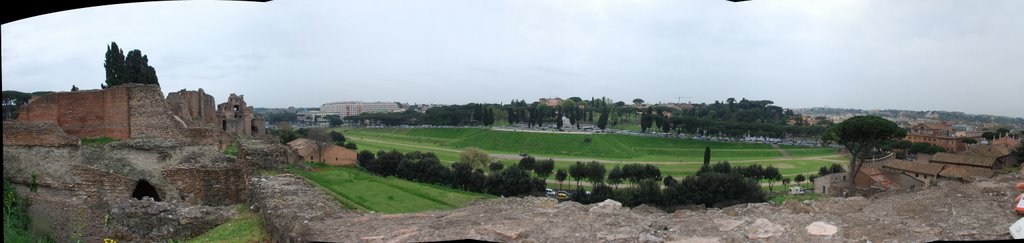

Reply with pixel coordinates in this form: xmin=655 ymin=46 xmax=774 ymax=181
xmin=703 ymin=146 xmax=711 ymax=166
xmin=104 ymin=42 xmax=126 ymax=88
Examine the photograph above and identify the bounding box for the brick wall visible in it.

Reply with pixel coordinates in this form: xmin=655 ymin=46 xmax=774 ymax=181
xmin=163 ymin=165 xmax=250 ymax=206
xmin=71 ymin=165 xmax=137 ymax=203
xmin=18 ymin=86 xmax=131 ymax=139
xmin=16 ymin=84 xmax=196 ymax=141
xmin=2 ymin=121 xmax=79 ymax=146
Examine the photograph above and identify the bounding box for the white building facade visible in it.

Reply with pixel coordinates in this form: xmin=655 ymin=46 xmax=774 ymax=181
xmin=321 ymin=101 xmax=403 ymax=118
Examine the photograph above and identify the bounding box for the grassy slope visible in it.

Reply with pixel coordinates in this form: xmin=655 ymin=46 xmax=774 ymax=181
xmin=291 ymin=165 xmax=491 ymax=214
xmin=187 ymin=205 xmax=269 ymax=243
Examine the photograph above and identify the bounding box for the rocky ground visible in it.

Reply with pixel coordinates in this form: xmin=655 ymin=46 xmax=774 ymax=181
xmin=251 ymin=173 xmax=1023 ymax=242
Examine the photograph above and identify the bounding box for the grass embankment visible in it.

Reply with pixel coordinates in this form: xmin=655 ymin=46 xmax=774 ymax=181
xmin=289 ymin=164 xmax=492 ymax=214
xmin=341 ymin=128 xmax=848 ymax=179
xmin=187 ymin=205 xmax=269 ymax=243
xmin=81 ymin=137 xmax=118 ymax=146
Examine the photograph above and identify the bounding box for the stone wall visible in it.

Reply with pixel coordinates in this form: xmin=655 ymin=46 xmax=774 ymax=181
xmin=164 ymin=164 xmax=252 ymax=206
xmin=238 ymin=139 xmax=295 ymax=169
xmin=128 ymin=84 xmax=188 ymax=138
xmin=2 ymin=121 xmax=79 ymax=146
xmin=3 ymin=139 xmax=245 ymax=206
xmin=166 ymin=89 xmax=217 ymax=128
xmin=18 ymin=86 xmax=131 ymax=139
xmin=3 ymin=138 xmax=255 ymax=241
xmin=16 ymin=183 xmax=235 ymax=243
xmin=250 ymin=174 xmax=360 ymax=242
xmin=105 ymin=198 xmax=235 ymax=242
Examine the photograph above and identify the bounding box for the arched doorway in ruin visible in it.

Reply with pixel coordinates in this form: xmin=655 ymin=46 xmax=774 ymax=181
xmin=131 ymin=179 xmax=162 ymax=201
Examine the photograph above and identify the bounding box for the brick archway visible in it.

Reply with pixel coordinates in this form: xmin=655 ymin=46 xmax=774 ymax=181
xmin=131 ymin=179 xmax=162 ymax=201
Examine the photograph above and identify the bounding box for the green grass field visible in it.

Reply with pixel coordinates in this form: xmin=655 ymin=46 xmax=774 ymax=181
xmin=342 ymin=128 xmax=798 ymax=161
xmin=289 ymin=164 xmax=492 ymax=214
xmin=340 ymin=127 xmax=848 ymax=179
xmin=187 ymin=205 xmax=269 ymax=243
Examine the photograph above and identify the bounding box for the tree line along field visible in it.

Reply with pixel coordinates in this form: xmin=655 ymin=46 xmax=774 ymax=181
xmin=289 ymin=164 xmax=492 ymax=213
xmin=340 ymin=128 xmax=849 ymax=179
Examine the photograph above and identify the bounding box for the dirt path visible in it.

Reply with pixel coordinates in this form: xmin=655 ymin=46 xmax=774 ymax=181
xmin=350 ymin=136 xmax=849 ymax=165
xmin=771 ymin=144 xmax=791 ymax=158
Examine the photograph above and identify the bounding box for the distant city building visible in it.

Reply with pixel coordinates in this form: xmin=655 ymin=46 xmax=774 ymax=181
xmin=411 ymin=104 xmax=446 ymax=113
xmin=662 ymin=103 xmax=695 ymax=110
xmin=296 ymin=110 xmax=330 ymax=127
xmin=540 ymin=97 xmax=565 ymax=107
xmin=905 ymin=122 xmax=967 ymax=153
xmin=991 ymin=136 xmax=1021 ymax=149
xmin=321 ymin=101 xmax=403 ymax=118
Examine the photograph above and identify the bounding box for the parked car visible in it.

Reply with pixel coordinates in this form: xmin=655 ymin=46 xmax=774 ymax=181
xmin=545 ymin=188 xmax=556 ymax=197
xmin=557 ymin=192 xmax=569 ymax=200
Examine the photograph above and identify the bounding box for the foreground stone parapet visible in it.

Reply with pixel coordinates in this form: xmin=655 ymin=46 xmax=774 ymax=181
xmin=252 ymin=172 xmax=1022 ymax=242
xmin=105 ymin=197 xmax=236 ymax=241
xmin=250 ymin=174 xmax=361 ymax=242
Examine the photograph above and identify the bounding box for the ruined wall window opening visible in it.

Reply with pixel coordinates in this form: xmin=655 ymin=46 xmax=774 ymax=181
xmin=233 ymin=105 xmax=239 ymax=111
xmin=131 ymin=179 xmax=162 ymax=202
xmin=251 ymin=125 xmax=258 ymax=134
xmin=222 ymin=120 xmax=227 ymax=131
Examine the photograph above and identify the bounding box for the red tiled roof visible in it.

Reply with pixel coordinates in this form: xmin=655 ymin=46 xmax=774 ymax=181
xmin=883 ymin=160 xmax=944 ymax=176
xmin=930 ymin=152 xmax=997 ymax=167
xmin=939 ymin=165 xmax=994 ymax=182
xmin=963 ymin=144 xmax=1012 ymax=158
xmin=287 ymin=138 xmax=318 ymax=158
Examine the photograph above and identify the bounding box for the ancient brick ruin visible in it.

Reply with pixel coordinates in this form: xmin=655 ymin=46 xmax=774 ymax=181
xmin=167 ymin=89 xmax=268 ymax=140
xmin=14 ymin=84 xmax=221 ymax=144
xmin=166 ymin=88 xmax=217 ymax=128
xmin=2 ymin=84 xmax=287 ymax=242
xmin=216 ymin=93 xmax=267 ymax=138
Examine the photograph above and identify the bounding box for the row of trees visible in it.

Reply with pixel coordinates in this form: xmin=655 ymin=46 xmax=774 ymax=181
xmin=817 ymin=163 xmax=846 ymax=176
xmin=566 ymin=161 xmax=768 ymax=208
xmin=345 ymin=96 xmax=829 ymax=139
xmin=357 ymin=150 xmax=545 ymax=197
xmin=347 ymin=104 xmax=499 ymax=126
xmin=352 ymin=145 xmax=771 ymax=208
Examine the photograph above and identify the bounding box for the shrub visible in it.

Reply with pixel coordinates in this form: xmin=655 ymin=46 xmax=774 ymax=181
xmin=223 ymin=143 xmax=238 ymax=157
xmin=667 ymin=172 xmax=765 ymax=208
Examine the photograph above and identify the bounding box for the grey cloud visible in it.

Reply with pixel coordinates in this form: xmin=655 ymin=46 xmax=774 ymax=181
xmin=1 ymin=0 xmax=1021 ymax=117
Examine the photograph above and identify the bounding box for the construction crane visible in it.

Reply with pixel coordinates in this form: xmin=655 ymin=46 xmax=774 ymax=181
xmin=676 ymin=96 xmax=693 ymax=104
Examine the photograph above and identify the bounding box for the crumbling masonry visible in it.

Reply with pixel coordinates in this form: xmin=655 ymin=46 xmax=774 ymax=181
xmin=3 ymin=84 xmax=284 ymax=242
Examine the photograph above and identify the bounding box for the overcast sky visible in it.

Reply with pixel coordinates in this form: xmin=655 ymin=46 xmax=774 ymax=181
xmin=2 ymin=0 xmax=1021 ymax=117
